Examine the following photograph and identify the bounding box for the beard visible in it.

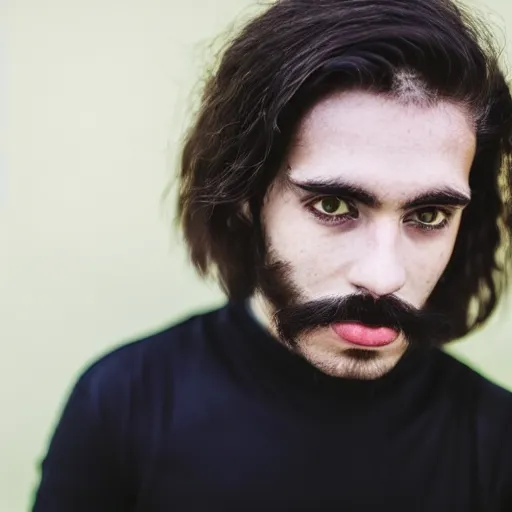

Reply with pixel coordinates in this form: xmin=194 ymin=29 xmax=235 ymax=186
xmin=254 ymin=250 xmax=454 ymax=353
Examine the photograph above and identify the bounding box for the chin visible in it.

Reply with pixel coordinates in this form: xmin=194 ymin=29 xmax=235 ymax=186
xmin=300 ymin=344 xmax=407 ymax=380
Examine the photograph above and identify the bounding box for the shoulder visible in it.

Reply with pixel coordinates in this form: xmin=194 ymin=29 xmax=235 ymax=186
xmin=433 ymin=350 xmax=512 ymax=457
xmin=73 ymin=303 xmax=229 ymax=409
xmin=435 ymin=350 xmax=512 ymax=493
xmin=434 ymin=349 xmax=512 ymax=411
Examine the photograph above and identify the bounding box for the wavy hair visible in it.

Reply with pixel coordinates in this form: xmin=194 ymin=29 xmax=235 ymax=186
xmin=177 ymin=0 xmax=512 ymax=341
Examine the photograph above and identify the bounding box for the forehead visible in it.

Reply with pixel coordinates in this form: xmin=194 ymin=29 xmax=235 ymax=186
xmin=287 ymin=91 xmax=476 ymax=197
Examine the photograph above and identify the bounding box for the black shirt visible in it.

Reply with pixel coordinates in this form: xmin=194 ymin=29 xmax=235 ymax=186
xmin=32 ymin=301 xmax=512 ymax=511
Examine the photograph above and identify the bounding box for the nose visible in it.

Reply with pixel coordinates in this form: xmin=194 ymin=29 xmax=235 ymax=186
xmin=347 ymin=230 xmax=407 ymax=298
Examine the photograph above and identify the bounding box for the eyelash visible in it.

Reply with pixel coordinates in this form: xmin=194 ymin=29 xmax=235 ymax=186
xmin=305 ymin=198 xmax=454 ymax=232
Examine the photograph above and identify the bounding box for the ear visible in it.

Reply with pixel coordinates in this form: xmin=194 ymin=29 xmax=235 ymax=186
xmin=238 ymin=201 xmax=253 ymax=224
xmin=226 ymin=201 xmax=253 ymax=230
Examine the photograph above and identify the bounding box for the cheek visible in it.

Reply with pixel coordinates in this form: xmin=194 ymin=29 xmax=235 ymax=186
xmin=407 ymin=225 xmax=461 ymax=304
xmin=264 ymin=206 xmax=355 ymax=296
xmin=411 ymin=252 xmax=447 ymax=296
xmin=266 ymin=214 xmax=325 ymax=279
xmin=263 ymin=196 xmax=329 ymax=278
xmin=263 ymin=191 xmax=308 ymax=257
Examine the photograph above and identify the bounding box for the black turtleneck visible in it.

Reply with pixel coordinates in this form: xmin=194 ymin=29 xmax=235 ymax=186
xmin=33 ymin=302 xmax=512 ymax=511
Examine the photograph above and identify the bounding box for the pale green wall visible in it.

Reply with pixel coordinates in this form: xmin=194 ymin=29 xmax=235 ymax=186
xmin=2 ymin=1 xmax=511 ymax=510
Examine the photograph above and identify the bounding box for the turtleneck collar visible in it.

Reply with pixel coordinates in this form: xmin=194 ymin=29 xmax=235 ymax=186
xmin=222 ymin=300 xmax=437 ymax=418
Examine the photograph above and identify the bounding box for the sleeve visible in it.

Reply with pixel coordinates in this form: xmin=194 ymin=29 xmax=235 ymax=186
xmin=31 ymin=368 xmax=134 ymax=512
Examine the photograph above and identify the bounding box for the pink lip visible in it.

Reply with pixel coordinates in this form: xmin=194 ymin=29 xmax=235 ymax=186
xmin=332 ymin=322 xmax=399 ymax=347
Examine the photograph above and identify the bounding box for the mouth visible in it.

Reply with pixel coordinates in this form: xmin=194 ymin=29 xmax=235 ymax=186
xmin=331 ymin=322 xmax=399 ymax=347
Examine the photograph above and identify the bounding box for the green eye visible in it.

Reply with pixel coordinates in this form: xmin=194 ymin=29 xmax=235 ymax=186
xmin=414 ymin=208 xmax=447 ymax=226
xmin=313 ymin=197 xmax=350 ymax=215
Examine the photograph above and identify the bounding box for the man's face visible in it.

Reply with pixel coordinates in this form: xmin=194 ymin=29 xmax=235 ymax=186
xmin=258 ymin=90 xmax=476 ymax=380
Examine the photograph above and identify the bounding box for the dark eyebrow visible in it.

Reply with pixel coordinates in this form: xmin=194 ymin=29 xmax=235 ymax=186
xmin=405 ymin=189 xmax=471 ymax=209
xmin=289 ymin=178 xmax=471 ymax=210
xmin=290 ymin=179 xmax=381 ymax=207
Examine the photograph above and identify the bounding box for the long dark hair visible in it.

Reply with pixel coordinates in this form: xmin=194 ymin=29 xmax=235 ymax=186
xmin=177 ymin=0 xmax=512 ymax=341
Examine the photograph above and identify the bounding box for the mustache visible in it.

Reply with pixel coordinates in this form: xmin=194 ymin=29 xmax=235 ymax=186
xmin=274 ymin=293 xmax=453 ymax=347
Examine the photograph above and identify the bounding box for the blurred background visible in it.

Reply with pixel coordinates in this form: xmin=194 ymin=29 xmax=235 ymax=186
xmin=2 ymin=0 xmax=512 ymax=510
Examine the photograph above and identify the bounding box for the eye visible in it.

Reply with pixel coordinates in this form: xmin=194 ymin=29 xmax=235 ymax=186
xmin=414 ymin=208 xmax=446 ymax=225
xmin=312 ymin=197 xmax=351 ymax=216
xmin=409 ymin=207 xmax=451 ymax=230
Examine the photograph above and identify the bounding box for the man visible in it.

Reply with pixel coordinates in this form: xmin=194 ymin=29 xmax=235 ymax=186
xmin=33 ymin=0 xmax=512 ymax=510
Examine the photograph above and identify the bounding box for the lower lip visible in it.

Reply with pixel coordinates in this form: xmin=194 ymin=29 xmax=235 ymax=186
xmin=332 ymin=322 xmax=399 ymax=347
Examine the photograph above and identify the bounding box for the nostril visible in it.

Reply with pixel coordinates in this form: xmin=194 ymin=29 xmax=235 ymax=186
xmin=354 ymin=286 xmax=380 ymax=300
